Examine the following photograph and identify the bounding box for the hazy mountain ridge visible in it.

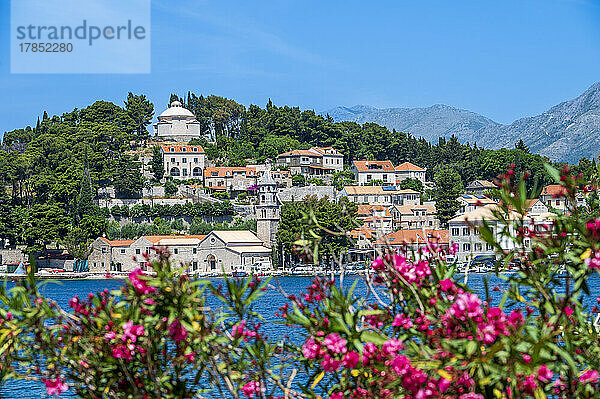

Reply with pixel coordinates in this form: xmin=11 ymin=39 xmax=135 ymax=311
xmin=324 ymin=83 xmax=600 ymax=163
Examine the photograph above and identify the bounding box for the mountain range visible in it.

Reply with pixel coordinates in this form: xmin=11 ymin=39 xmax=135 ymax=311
xmin=323 ymin=82 xmax=600 ymax=163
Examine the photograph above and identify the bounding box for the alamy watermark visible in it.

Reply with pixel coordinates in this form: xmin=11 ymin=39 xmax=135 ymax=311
xmin=11 ymin=0 xmax=151 ymax=74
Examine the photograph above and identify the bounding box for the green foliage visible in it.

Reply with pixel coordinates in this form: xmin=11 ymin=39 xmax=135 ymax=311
xmin=151 ymin=146 xmax=164 ymax=181
xmin=113 ymin=156 xmax=143 ymax=197
xmin=399 ymin=177 xmax=423 ymax=192
xmin=164 ymin=179 xmax=178 ymax=197
xmin=212 ymin=191 xmax=230 ymax=200
xmin=433 ymin=165 xmax=464 ymax=226
xmin=332 ymin=170 xmax=355 ymax=190
xmin=292 ymin=174 xmax=306 ymax=187
xmin=124 ymin=92 xmax=154 ymax=142
xmin=277 ymin=196 xmax=358 ymax=264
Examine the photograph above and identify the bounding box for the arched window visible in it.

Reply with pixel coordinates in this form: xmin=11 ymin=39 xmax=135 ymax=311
xmin=207 ymin=255 xmax=216 ymax=270
xmin=170 ymin=167 xmax=181 ymax=177
xmin=193 ymin=167 xmax=202 ymax=177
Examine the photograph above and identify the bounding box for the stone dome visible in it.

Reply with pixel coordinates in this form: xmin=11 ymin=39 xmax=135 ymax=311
xmin=158 ymin=101 xmax=195 ymax=118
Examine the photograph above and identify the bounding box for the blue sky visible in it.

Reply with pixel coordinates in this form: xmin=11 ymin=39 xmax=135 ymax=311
xmin=1 ymin=0 xmax=600 ymax=134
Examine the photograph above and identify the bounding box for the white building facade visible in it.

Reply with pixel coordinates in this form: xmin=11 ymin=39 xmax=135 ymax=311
xmin=161 ymin=144 xmax=206 ymax=180
xmin=154 ymin=101 xmax=202 ymax=142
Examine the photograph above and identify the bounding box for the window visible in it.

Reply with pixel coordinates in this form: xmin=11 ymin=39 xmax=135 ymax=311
xmin=120 ymin=249 xmax=125 ymax=254
xmin=462 ymin=227 xmax=470 ymax=236
xmin=174 ymin=248 xmax=178 ymax=254
xmin=182 ymin=158 xmax=187 ymax=163
xmin=556 ymin=200 xmax=561 ymax=206
xmin=182 ymin=147 xmax=187 ymax=152
xmin=451 ymin=228 xmax=459 ymax=236
xmin=193 ymin=147 xmax=198 ymax=152
xmin=171 ymin=157 xmax=175 ymax=163
xmin=102 ymin=247 xmax=107 ymax=254
xmin=170 ymin=147 xmax=174 ymax=152
xmin=463 ymin=243 xmax=471 ymax=252
xmin=193 ymin=157 xmax=198 ymax=163
xmin=136 ymin=249 xmax=141 ymax=255
xmin=486 ymin=244 xmax=493 ymax=251
xmin=193 ymin=261 xmax=198 ymax=271
xmin=383 ymin=174 xmax=388 ymax=182
xmin=193 ymin=248 xmax=197 ymax=254
xmin=367 ymin=174 xmax=372 ymax=182
xmin=475 ymin=243 xmax=482 ymax=251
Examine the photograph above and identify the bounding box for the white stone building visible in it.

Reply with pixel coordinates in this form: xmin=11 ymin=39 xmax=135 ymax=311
xmin=395 ymin=162 xmax=427 ymax=184
xmin=161 ymin=144 xmax=206 ymax=180
xmin=256 ymin=169 xmax=280 ymax=248
xmin=456 ymin=194 xmax=497 ymax=215
xmin=390 ymin=204 xmax=439 ymax=230
xmin=351 ymin=160 xmax=396 ymax=185
xmin=340 ymin=186 xmax=420 ymax=206
xmin=154 ymin=101 xmax=202 ymax=142
xmin=204 ymin=167 xmax=258 ymax=195
xmin=275 ymin=147 xmax=344 ymax=177
xmin=89 ymin=231 xmax=271 ymax=274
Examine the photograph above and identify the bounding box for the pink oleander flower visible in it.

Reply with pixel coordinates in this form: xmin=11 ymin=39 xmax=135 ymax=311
xmin=111 ymin=344 xmax=134 ymax=361
xmin=584 ymin=251 xmax=600 ymax=270
xmin=580 ymin=369 xmax=599 ymax=384
xmin=459 ymin=394 xmax=483 ymax=399
xmin=537 ymin=364 xmax=553 ymax=382
xmin=520 ymin=375 xmax=538 ymax=394
xmin=43 ymin=377 xmax=68 ymax=396
xmin=342 ymin=351 xmax=360 ymax=369
xmin=128 ymin=267 xmax=156 ymax=295
xmin=184 ymin=352 xmax=195 ymax=362
xmin=382 ymin=338 xmax=403 ymax=356
xmin=169 ymin=319 xmax=188 ymax=342
xmin=392 ymin=313 xmax=413 ymax=329
xmin=564 ymin=306 xmax=574 ymax=316
xmin=448 ymin=292 xmax=483 ymax=321
xmin=122 ymin=320 xmax=145 ymax=343
xmin=241 ymin=380 xmax=263 ymax=398
xmin=302 ymin=337 xmax=320 ymax=359
xmin=323 ymin=333 xmax=347 ymax=354
xmin=371 ymin=256 xmax=385 ymax=271
xmin=321 ymin=354 xmax=342 ymax=371
xmin=439 ymin=279 xmax=455 ymax=292
xmin=522 ymin=353 xmax=532 ymax=364
xmin=389 ymin=354 xmax=410 ymax=375
xmin=104 ymin=331 xmax=116 ymax=340
xmin=438 ymin=377 xmax=451 ymax=393
xmin=330 ymin=392 xmax=343 ymax=399
xmin=232 ymin=321 xmax=247 ymax=337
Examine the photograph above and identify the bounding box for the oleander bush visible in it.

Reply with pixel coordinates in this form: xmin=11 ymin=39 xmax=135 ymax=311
xmin=3 ymin=164 xmax=600 ymax=398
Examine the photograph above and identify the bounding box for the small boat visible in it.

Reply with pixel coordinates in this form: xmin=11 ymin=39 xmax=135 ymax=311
xmin=232 ymin=271 xmax=248 ymax=278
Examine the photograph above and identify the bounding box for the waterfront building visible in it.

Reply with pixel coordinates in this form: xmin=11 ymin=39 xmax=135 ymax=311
xmin=375 ymin=229 xmax=449 ymax=254
xmin=539 ymin=184 xmax=585 ymax=212
xmin=161 ymin=144 xmax=205 ymax=180
xmin=153 ymin=101 xmax=202 ymax=141
xmin=89 ymin=231 xmax=271 ymax=274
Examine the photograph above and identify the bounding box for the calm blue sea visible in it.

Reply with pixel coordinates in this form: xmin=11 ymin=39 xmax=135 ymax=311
xmin=1 ymin=274 xmax=598 ymax=398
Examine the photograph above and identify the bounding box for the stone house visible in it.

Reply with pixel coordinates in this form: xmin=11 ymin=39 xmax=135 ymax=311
xmin=203 ymin=167 xmax=258 ymax=196
xmin=390 ymin=204 xmax=439 ymax=230
xmin=351 ymin=160 xmax=395 ymax=185
xmin=340 ymin=186 xmax=420 ymax=206
xmin=161 ymin=144 xmax=205 ymax=180
xmin=395 ymin=162 xmax=427 ymax=184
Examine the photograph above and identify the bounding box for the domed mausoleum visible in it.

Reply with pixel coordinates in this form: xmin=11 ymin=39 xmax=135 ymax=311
xmin=153 ymin=101 xmax=201 ymax=142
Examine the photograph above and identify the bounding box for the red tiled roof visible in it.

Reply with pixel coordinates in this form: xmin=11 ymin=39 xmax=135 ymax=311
xmin=99 ymin=237 xmax=135 ymax=247
xmin=352 ymin=160 xmax=395 ymax=172
xmin=143 ymin=235 xmax=207 ymax=244
xmin=376 ymin=229 xmax=449 ymax=246
xmin=204 ymin=167 xmax=257 ymax=178
xmin=277 ymin=149 xmax=320 ymax=157
xmin=349 ymin=226 xmax=376 ymax=240
xmin=541 ymin=184 xmax=567 ymax=196
xmin=395 ymin=162 xmax=425 ymax=172
xmin=160 ymin=144 xmax=204 ymax=153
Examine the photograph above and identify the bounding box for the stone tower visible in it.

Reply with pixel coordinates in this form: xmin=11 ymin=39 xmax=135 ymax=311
xmin=256 ymin=162 xmax=280 ymax=248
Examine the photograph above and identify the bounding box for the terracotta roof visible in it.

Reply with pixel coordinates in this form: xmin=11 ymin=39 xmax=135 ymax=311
xmin=99 ymin=237 xmax=135 ymax=247
xmin=393 ymin=204 xmax=436 ymax=214
xmin=352 ymin=160 xmax=395 ymax=172
xmin=357 ymin=204 xmax=391 ymax=217
xmin=541 ymin=184 xmax=567 ymax=197
xmin=349 ymin=226 xmax=376 ymax=240
xmin=395 ymin=162 xmax=425 ymax=172
xmin=376 ymin=229 xmax=449 ymax=246
xmin=143 ymin=235 xmax=206 ymax=244
xmin=363 ymin=216 xmax=392 ymax=222
xmin=277 ymin=149 xmax=321 ymax=157
xmin=204 ymin=167 xmax=257 ymax=178
xmin=160 ymin=144 xmax=204 ymax=153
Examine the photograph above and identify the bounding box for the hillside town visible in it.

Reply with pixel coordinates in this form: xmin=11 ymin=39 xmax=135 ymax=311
xmin=0 ymin=101 xmax=588 ymax=277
